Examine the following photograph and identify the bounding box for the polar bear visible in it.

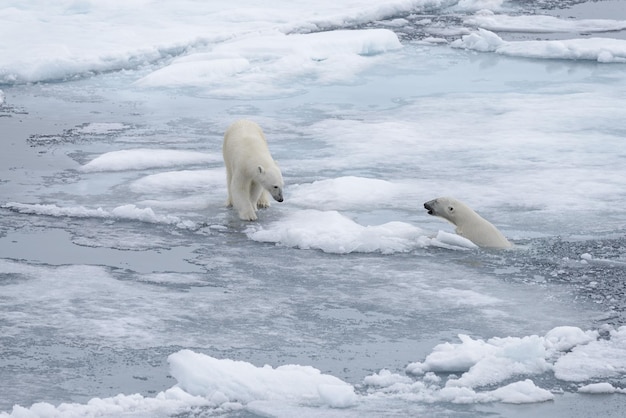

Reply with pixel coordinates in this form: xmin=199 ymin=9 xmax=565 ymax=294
xmin=223 ymin=119 xmax=284 ymax=221
xmin=423 ymin=197 xmax=512 ymax=249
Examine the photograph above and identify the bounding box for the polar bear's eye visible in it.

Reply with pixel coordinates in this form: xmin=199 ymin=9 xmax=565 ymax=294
xmin=448 ymin=206 xmax=454 ymax=212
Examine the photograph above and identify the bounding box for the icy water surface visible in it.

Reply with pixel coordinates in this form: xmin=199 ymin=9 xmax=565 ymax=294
xmin=1 ymin=0 xmax=626 ymax=417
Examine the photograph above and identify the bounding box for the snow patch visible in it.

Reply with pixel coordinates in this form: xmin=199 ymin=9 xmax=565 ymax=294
xmin=2 ymin=202 xmax=196 ymax=229
xmin=452 ymin=29 xmax=626 ymax=62
xmin=465 ymin=10 xmax=626 ymax=33
xmin=80 ymin=149 xmax=218 ymax=172
xmin=169 ymin=350 xmax=358 ymax=408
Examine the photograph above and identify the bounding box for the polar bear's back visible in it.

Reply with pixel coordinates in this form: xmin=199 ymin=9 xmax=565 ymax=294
xmin=223 ymin=119 xmax=273 ymax=171
xmin=458 ymin=211 xmax=511 ymax=248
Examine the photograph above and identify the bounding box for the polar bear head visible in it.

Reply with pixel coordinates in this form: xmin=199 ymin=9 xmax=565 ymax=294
xmin=256 ymin=165 xmax=284 ymax=202
xmin=423 ymin=196 xmax=468 ymax=225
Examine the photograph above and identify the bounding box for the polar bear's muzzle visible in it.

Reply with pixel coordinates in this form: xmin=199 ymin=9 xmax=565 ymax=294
xmin=272 ymin=189 xmax=284 ymax=202
xmin=424 ymin=200 xmax=436 ymax=215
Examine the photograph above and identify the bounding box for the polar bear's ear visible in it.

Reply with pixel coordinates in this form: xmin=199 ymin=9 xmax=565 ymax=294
xmin=257 ymin=165 xmax=265 ymax=174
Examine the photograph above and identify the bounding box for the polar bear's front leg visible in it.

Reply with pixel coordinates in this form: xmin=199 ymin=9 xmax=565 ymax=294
xmin=231 ymin=175 xmax=257 ymax=221
xmin=256 ymin=190 xmax=271 ymax=209
xmin=235 ymin=196 xmax=257 ymax=221
xmin=249 ymin=181 xmax=265 ymax=209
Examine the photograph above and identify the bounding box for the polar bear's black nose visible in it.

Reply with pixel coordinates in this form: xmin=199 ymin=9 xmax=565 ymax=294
xmin=424 ymin=202 xmax=434 ymax=215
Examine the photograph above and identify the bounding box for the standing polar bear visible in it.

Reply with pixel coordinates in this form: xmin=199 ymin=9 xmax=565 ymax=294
xmin=223 ymin=119 xmax=284 ymax=221
xmin=424 ymin=197 xmax=512 ymax=249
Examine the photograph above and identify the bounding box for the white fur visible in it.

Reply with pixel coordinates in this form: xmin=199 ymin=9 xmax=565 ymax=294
xmin=424 ymin=197 xmax=512 ymax=249
xmin=223 ymin=119 xmax=284 ymax=221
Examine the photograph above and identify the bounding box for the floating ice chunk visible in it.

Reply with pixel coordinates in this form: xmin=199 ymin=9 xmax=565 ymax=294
xmin=247 ymin=209 xmax=428 ymax=254
xmin=578 ymin=253 xmax=626 ymax=267
xmin=80 ymin=149 xmax=218 ymax=172
xmin=544 ymin=326 xmax=598 ymax=352
xmin=451 ymin=28 xmax=505 ymax=52
xmin=487 ymin=379 xmax=554 ymax=404
xmin=452 ymin=29 xmax=626 ymax=63
xmin=130 ymin=169 xmax=224 ymax=194
xmin=317 ymin=384 xmax=359 ymax=408
xmin=445 ymin=335 xmax=551 ymax=388
xmin=465 ymin=11 xmax=626 ymax=33
xmin=408 ymin=333 xmax=551 ymax=388
xmin=363 ymin=369 xmax=413 ymax=388
xmin=136 ymin=56 xmax=251 ymax=87
xmin=553 ymin=326 xmax=626 ymax=382
xmin=432 ymin=230 xmax=478 ymax=249
xmin=406 ymin=325 xmax=626 ymax=399
xmin=364 ymin=375 xmax=553 ymax=404
xmin=578 ymin=382 xmax=626 ymax=394
xmin=168 ymin=350 xmax=357 ymax=408
xmin=438 ymin=379 xmax=554 ymax=404
xmin=1 ymin=386 xmax=215 ymax=418
xmin=137 ymin=29 xmax=401 ymax=93
xmin=2 ymin=202 xmax=110 ymax=219
xmin=2 ymin=202 xmax=196 ymax=229
xmin=406 ymin=334 xmax=498 ymax=376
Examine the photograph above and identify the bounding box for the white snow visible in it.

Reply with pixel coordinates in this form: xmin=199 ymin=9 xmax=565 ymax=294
xmin=2 ymin=202 xmax=196 ymax=229
xmin=465 ymin=10 xmax=626 ymax=33
xmin=578 ymin=383 xmax=626 ymax=394
xmin=452 ymin=28 xmax=626 ymax=62
xmin=2 ymin=0 xmax=624 ymax=87
xmin=404 ymin=326 xmax=626 ymax=394
xmin=169 ymin=350 xmax=358 ymax=408
xmin=553 ymin=326 xmax=626 ymax=382
xmin=80 ymin=149 xmax=219 ymax=172
xmin=129 ymin=169 xmax=224 ymax=194
xmin=135 ymin=29 xmax=402 ymax=95
xmin=0 ymin=0 xmax=419 ymax=85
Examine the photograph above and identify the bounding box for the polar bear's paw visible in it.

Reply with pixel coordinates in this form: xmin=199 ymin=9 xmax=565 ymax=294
xmin=256 ymin=192 xmax=271 ymax=209
xmin=238 ymin=207 xmax=258 ymax=221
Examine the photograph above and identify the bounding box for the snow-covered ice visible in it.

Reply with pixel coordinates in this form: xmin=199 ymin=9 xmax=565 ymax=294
xmin=452 ymin=28 xmax=626 ymax=62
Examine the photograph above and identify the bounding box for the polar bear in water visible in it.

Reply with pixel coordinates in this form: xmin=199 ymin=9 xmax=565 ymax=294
xmin=424 ymin=197 xmax=512 ymax=249
xmin=223 ymin=119 xmax=284 ymax=221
